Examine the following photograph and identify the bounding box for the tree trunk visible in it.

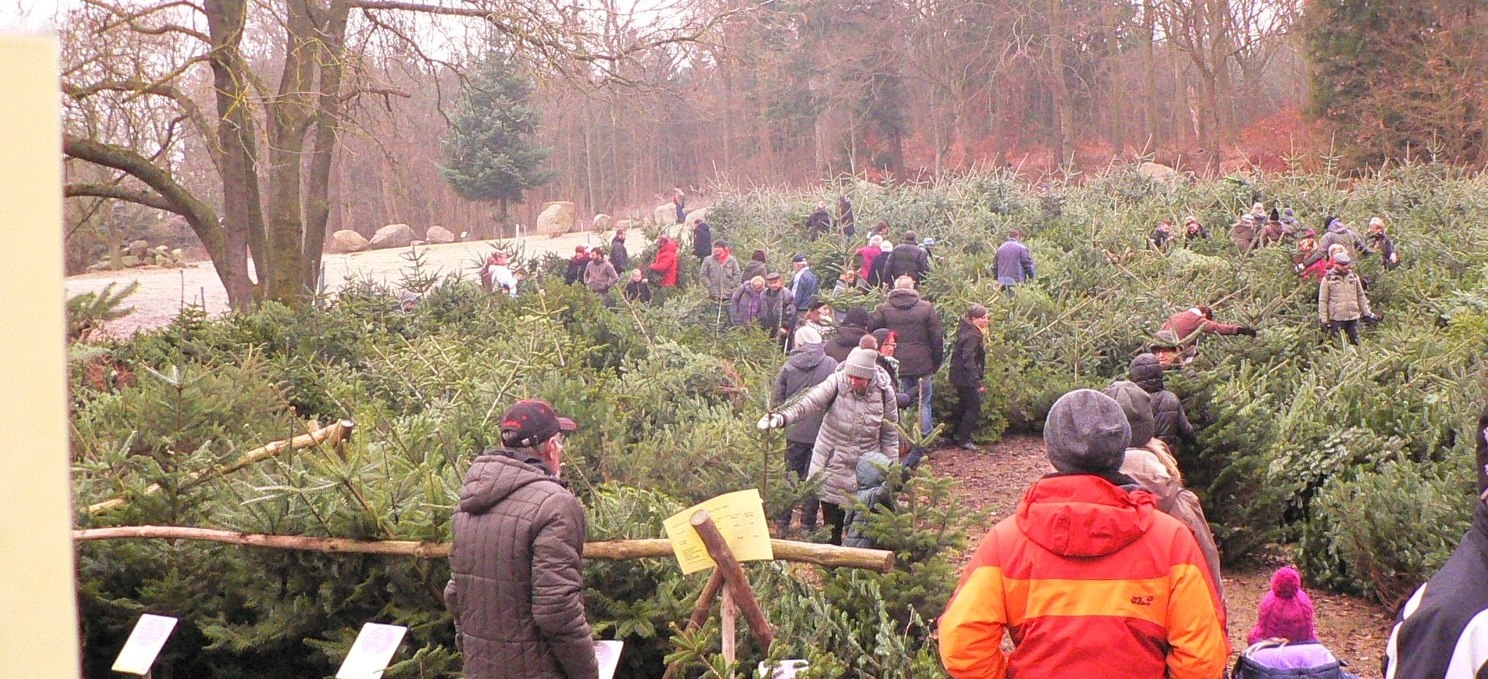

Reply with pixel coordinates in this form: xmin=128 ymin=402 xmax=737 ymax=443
xmin=302 ymin=0 xmax=351 ymax=292
xmin=204 ymin=0 xmax=268 ymax=307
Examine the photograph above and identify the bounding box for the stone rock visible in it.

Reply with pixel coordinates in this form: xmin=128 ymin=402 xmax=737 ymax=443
xmin=685 ymin=208 xmax=708 ymax=226
xmin=171 ymin=248 xmax=185 ymax=262
xmin=654 ymin=203 xmax=676 ymax=227
xmin=369 ymin=223 xmax=415 ymax=249
xmin=426 ymin=225 xmax=456 ymax=244
xmin=592 ymin=214 xmax=612 ymax=231
xmin=535 ymin=201 xmax=577 ymax=236
xmin=121 ymin=255 xmax=141 ymax=268
xmin=128 ymin=240 xmax=150 ymax=259
xmin=1139 ymin=162 xmax=1181 ymax=186
xmin=330 ymin=229 xmax=370 ymax=253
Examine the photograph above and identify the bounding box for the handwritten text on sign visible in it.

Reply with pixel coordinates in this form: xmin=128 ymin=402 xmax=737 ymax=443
xmin=662 ymin=489 xmax=773 ymax=574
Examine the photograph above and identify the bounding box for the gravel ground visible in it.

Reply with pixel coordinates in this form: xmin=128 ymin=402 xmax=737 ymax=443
xmin=930 ymin=433 xmax=1393 ymax=678
xmin=64 ymin=229 xmax=669 ymax=337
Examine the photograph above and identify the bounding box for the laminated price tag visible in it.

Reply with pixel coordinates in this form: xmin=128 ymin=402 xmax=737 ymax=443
xmin=111 ymin=614 xmax=178 ymax=675
xmin=336 ymin=623 xmax=406 ymax=679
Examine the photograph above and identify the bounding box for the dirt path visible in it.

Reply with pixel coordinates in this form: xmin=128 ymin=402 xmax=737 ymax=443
xmin=64 ymin=229 xmax=674 ymax=337
xmin=928 ymin=434 xmax=1395 ymax=678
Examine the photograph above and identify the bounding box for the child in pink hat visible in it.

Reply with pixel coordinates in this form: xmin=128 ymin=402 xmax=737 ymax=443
xmin=1233 ymin=567 xmax=1358 ymax=678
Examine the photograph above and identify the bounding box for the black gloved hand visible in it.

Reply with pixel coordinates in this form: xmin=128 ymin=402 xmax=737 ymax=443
xmin=1237 ymin=326 xmax=1258 ymax=337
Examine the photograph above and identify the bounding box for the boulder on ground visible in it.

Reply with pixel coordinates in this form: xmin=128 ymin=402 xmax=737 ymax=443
xmin=120 ymin=255 xmax=141 ymax=268
xmin=1139 ymin=162 xmax=1181 ymax=186
xmin=654 ymin=203 xmax=676 ymax=227
xmin=535 ymin=201 xmax=577 ymax=236
xmin=128 ymin=240 xmax=150 ymax=259
xmin=330 ymin=229 xmax=370 ymax=253
xmin=369 ymin=223 xmax=415 ymax=249
xmin=426 ymin=225 xmax=456 ymax=244
xmin=171 ymin=248 xmax=185 ymax=262
xmin=592 ymin=214 xmax=612 ymax=231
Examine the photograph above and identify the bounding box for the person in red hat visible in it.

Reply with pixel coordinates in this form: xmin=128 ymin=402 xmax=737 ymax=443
xmin=445 ymin=400 xmax=597 ymax=679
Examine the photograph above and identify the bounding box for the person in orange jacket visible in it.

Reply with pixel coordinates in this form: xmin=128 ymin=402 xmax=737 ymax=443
xmin=938 ymin=388 xmax=1228 ymax=679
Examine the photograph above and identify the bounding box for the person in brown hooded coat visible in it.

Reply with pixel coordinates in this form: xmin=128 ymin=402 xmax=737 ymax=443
xmin=445 ymin=400 xmax=598 ymax=679
xmin=1104 ymin=381 xmax=1226 ymax=614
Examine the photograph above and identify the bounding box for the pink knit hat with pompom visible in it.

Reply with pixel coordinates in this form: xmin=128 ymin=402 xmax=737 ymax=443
xmin=1248 ymin=566 xmax=1317 ymax=644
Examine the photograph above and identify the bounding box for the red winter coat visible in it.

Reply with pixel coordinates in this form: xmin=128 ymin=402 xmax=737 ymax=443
xmin=649 ymin=239 xmax=679 ymax=287
xmin=1163 ymin=309 xmax=1242 ymax=344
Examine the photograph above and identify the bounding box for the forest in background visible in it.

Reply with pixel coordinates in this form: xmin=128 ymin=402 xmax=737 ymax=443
xmin=59 ymin=0 xmax=1487 ymax=292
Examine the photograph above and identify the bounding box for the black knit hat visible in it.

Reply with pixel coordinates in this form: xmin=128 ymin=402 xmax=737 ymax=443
xmin=500 ymin=400 xmax=577 ymax=449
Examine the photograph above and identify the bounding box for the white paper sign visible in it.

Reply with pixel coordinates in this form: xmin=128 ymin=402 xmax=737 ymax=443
xmin=757 ymin=659 xmax=810 ymax=678
xmin=111 ymin=614 xmax=178 ymax=675
xmin=335 ymin=623 xmax=407 ymax=679
xmin=594 ymin=640 xmax=624 ymax=679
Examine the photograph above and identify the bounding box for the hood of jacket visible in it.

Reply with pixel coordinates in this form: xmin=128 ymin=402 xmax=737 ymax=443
xmin=1119 ymin=447 xmax=1180 ymax=510
xmin=787 ymin=342 xmax=829 ymax=371
xmin=1129 ymin=353 xmax=1165 ymax=393
xmin=458 ymin=451 xmax=557 ymax=515
xmin=886 ymin=288 xmax=922 ymax=310
xmin=855 ymin=451 xmax=893 ymax=490
xmin=659 ymin=239 xmax=678 ymax=254
xmin=1327 ymin=220 xmax=1347 ymax=234
xmin=834 ymin=325 xmax=867 ymax=349
xmin=956 ymin=317 xmax=984 ymax=343
xmin=1016 ymin=474 xmax=1157 ymax=558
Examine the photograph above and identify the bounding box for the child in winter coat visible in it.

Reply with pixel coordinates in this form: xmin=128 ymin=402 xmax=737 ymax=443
xmin=1232 ymin=567 xmax=1358 ymax=679
xmin=1367 ymin=217 xmax=1400 ymax=270
xmin=842 ymin=448 xmax=925 ymax=549
xmin=842 ymin=451 xmax=897 ymax=549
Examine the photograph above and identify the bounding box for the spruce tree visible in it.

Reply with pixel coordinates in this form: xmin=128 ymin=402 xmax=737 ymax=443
xmin=440 ymin=47 xmax=555 ymax=230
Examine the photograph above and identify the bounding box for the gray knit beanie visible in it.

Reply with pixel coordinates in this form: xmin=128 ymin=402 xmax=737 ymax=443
xmin=843 ymin=348 xmax=879 ymax=379
xmin=1103 ymin=381 xmax=1155 ymax=448
xmin=1044 ymin=389 xmax=1131 ymax=474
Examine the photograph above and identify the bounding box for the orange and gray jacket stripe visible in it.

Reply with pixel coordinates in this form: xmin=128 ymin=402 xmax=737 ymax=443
xmin=939 ymin=513 xmax=1228 ymax=679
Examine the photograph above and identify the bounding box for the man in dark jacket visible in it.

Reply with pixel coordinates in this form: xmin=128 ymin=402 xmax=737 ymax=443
xmin=870 ymin=276 xmax=945 ymax=437
xmin=827 ymin=307 xmax=872 ymax=363
xmin=608 ymin=230 xmax=629 ymax=272
xmin=867 ymin=241 xmax=893 ymax=289
xmin=887 ymin=231 xmax=932 ymax=284
xmin=1130 ymin=353 xmax=1195 ymax=451
xmin=760 ymin=273 xmax=798 ymax=344
xmin=806 ymin=202 xmax=832 ymax=240
xmin=992 ymin=230 xmax=1036 ymax=288
xmin=949 ymin=304 xmax=989 ymax=451
xmin=691 ymin=218 xmax=712 ymax=260
xmin=445 ymin=400 xmax=597 ymax=679
xmin=789 ymin=255 xmax=820 ymax=315
xmin=1384 ymin=405 xmax=1488 ymax=679
xmin=771 ymin=327 xmax=839 ymax=533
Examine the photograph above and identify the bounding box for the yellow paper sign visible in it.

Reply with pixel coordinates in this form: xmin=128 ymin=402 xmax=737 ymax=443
xmin=662 ymin=489 xmax=774 ymax=574
xmin=336 ymin=622 xmax=406 ymax=679
xmin=111 ymin=614 xmax=177 ymax=675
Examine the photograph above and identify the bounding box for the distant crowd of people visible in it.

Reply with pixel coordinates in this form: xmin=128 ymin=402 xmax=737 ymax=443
xmin=445 ymin=196 xmax=1484 ymax=679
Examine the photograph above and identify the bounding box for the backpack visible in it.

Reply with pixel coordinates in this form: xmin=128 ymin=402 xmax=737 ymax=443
xmin=1230 ymin=641 xmax=1357 ymax=679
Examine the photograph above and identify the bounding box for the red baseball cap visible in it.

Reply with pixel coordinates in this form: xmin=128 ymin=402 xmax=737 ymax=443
xmin=499 ymin=399 xmax=578 ymax=448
